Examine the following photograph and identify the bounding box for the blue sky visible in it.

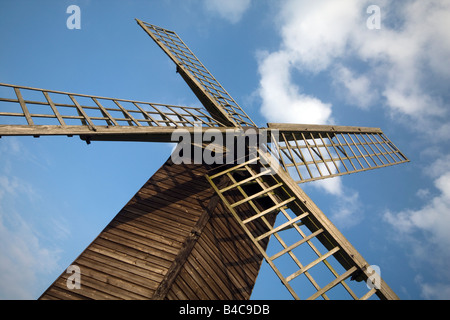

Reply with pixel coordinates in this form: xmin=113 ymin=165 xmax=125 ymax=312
xmin=1 ymin=0 xmax=450 ymax=300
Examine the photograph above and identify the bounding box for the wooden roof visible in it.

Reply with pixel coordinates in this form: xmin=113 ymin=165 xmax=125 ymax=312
xmin=39 ymin=159 xmax=275 ymax=300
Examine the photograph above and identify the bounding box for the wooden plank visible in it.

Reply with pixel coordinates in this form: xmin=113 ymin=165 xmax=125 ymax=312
xmin=136 ymin=185 xmax=212 ymax=214
xmin=79 ymin=253 xmax=161 ymax=289
xmin=115 ymin=210 xmax=192 ymax=240
xmin=161 ymin=172 xmax=274 ymax=299
xmin=98 ymin=229 xmax=178 ymax=265
xmin=87 ymin=241 xmax=169 ymax=275
xmin=14 ymin=88 xmax=34 ymax=125
xmin=42 ymin=285 xmax=86 ymax=300
xmin=166 ymin=277 xmax=192 ymax=299
xmin=189 ymin=245 xmax=237 ymax=299
xmin=206 ymin=173 xmax=300 ymax=299
xmin=198 ymin=219 xmax=260 ymax=287
xmin=152 ymin=192 xmax=221 ymax=299
xmin=0 ymin=123 xmax=225 ymax=141
xmin=57 ymin=268 xmax=149 ymax=299
xmin=195 ymin=216 xmax=260 ymax=297
xmin=181 ymin=258 xmax=218 ymax=299
xmin=52 ymin=278 xmax=122 ymax=300
xmin=39 ymin=160 xmax=194 ymax=299
xmin=128 ymin=201 xmax=200 ymax=227
xmin=210 ymin=198 xmax=269 ymax=265
xmin=186 ymin=191 xmax=272 ymax=298
xmin=105 ymin=220 xmax=184 ymax=250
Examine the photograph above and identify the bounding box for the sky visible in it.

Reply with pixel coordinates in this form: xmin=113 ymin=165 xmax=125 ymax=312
xmin=0 ymin=0 xmax=450 ymax=300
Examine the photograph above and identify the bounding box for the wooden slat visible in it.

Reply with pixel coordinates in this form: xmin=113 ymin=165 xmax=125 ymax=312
xmin=242 ymin=197 xmax=295 ymax=224
xmin=43 ymin=91 xmax=66 ymax=126
xmin=269 ymin=228 xmax=324 ymax=261
xmin=69 ymin=95 xmax=96 ymax=130
xmin=92 ymin=98 xmax=119 ymax=126
xmin=113 ymin=100 xmax=142 ymax=127
xmin=14 ymin=88 xmax=34 ymax=125
xmin=307 ymin=266 xmax=357 ymax=300
xmin=285 ymin=247 xmax=340 ymax=282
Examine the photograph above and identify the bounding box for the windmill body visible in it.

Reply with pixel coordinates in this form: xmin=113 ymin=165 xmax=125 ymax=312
xmin=0 ymin=20 xmax=409 ymax=300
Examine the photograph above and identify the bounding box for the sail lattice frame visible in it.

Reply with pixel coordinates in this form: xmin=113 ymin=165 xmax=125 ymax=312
xmin=267 ymin=123 xmax=409 ymax=183
xmin=206 ymin=152 xmax=399 ymax=300
xmin=137 ymin=19 xmax=256 ymax=128
xmin=0 ymin=83 xmax=226 ymax=141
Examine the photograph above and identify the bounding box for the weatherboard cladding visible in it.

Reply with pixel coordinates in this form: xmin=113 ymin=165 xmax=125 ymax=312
xmin=39 ymin=160 xmax=274 ymax=300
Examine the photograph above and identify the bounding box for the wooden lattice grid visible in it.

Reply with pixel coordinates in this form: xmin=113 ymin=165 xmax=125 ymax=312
xmin=206 ymin=155 xmax=395 ymax=300
xmin=137 ymin=20 xmax=256 ymax=128
xmin=0 ymin=83 xmax=224 ymax=130
xmin=265 ymin=123 xmax=409 ymax=183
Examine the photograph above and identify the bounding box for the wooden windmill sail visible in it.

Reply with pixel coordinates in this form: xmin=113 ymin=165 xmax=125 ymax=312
xmin=0 ymin=19 xmax=409 ymax=300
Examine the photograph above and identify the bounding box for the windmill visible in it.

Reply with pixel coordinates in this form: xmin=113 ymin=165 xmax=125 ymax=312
xmin=0 ymin=19 xmax=409 ymax=300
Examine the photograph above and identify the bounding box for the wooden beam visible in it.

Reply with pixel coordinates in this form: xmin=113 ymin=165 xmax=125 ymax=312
xmin=267 ymin=123 xmax=383 ymax=134
xmin=14 ymin=88 xmax=34 ymax=125
xmin=0 ymin=125 xmax=232 ymax=142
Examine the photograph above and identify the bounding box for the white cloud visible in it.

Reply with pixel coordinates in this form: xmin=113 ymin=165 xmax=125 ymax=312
xmin=203 ymin=0 xmax=251 ymax=24
xmin=277 ymin=0 xmax=362 ymax=73
xmin=383 ymin=168 xmax=450 ymax=299
xmin=423 ymin=154 xmax=450 ymax=178
xmin=355 ymin=0 xmax=450 ymax=121
xmin=0 ymin=170 xmax=65 ymax=299
xmin=0 ymin=206 xmax=61 ymax=299
xmin=257 ymin=50 xmax=332 ymax=125
xmin=258 ymin=0 xmax=450 ymax=133
xmin=330 ymin=190 xmax=361 ymax=228
xmin=257 ymin=0 xmax=450 ymax=224
xmin=0 ymin=149 xmax=63 ymax=298
xmin=0 ymin=175 xmax=37 ymax=203
xmin=417 ymin=275 xmax=450 ymax=300
xmin=314 ymin=176 xmax=343 ymax=197
xmin=309 ymin=177 xmax=362 ymax=228
xmin=384 ymin=172 xmax=450 ymax=244
xmin=332 ymin=65 xmax=378 ymax=109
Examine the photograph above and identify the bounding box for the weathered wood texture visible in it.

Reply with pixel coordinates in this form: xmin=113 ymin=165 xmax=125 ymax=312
xmin=39 ymin=160 xmax=274 ymax=300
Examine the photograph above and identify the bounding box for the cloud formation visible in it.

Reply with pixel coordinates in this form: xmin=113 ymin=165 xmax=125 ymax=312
xmin=256 ymin=0 xmax=450 ymax=297
xmin=0 ymin=207 xmax=61 ymax=299
xmin=258 ymin=0 xmax=450 ymax=131
xmin=0 ymin=139 xmax=62 ymax=299
xmin=384 ymin=160 xmax=450 ymax=299
xmin=257 ymin=50 xmax=333 ymax=124
xmin=203 ymin=0 xmax=251 ymax=24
